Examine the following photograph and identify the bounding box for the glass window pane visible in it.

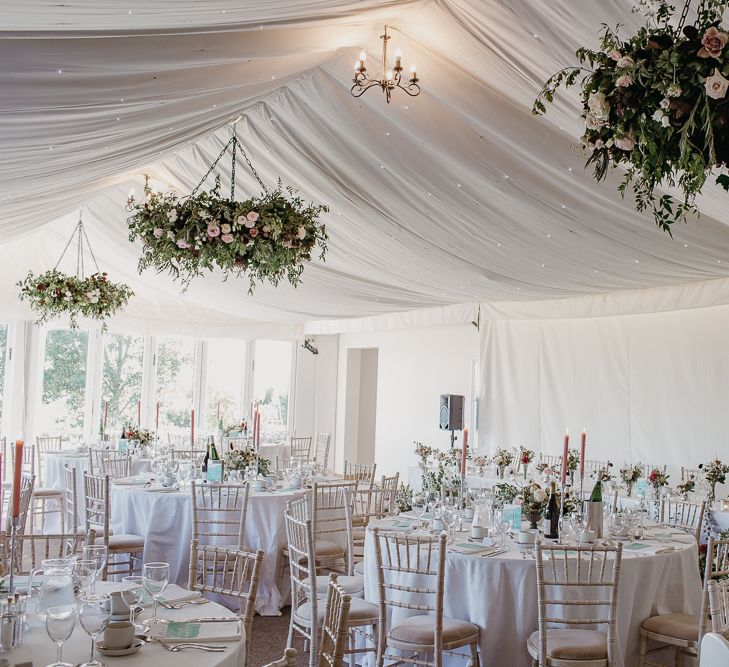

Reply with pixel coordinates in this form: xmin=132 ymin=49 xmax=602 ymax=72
xmin=253 ymin=340 xmax=292 ymax=444
xmin=101 ymin=332 xmax=145 ymax=435
xmin=39 ymin=328 xmax=89 ymax=438
xmin=0 ymin=324 xmax=7 ymax=432
xmin=205 ymin=339 xmax=246 ymax=433
xmin=156 ymin=337 xmax=196 ymax=439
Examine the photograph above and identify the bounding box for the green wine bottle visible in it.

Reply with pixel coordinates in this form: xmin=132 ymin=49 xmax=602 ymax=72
xmin=589 ymin=479 xmax=603 ymax=503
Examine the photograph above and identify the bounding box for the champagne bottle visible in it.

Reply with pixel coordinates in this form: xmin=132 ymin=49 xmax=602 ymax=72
xmin=201 ymin=442 xmax=210 ymax=481
xmin=210 ymin=435 xmax=220 ymax=461
xmin=590 ymin=479 xmax=603 ymax=503
xmin=544 ymin=481 xmax=560 ymax=539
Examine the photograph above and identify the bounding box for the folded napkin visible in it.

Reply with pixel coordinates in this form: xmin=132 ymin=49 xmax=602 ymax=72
xmin=623 ymin=542 xmax=675 ymax=555
xmin=450 ymin=542 xmax=496 ymax=555
xmin=114 ymin=475 xmax=151 ymax=486
xmin=144 ymin=485 xmax=179 ymax=493
xmin=147 ymin=618 xmax=240 ymax=642
xmin=139 ymin=584 xmax=202 ymax=608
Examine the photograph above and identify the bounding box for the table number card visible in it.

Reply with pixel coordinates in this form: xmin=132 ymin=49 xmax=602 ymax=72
xmin=208 ymin=460 xmax=223 ymax=483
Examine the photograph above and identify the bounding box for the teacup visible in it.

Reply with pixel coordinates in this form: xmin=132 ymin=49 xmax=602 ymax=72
xmin=103 ymin=621 xmax=135 ymax=649
xmin=109 ymin=591 xmax=129 ymax=617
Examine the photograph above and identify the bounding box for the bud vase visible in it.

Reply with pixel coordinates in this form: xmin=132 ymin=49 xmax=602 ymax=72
xmin=498 ymin=466 xmax=505 ymax=479
xmin=522 ymin=464 xmax=528 ymax=480
xmin=709 ymin=483 xmax=716 ymax=503
xmin=626 ymin=481 xmax=634 ymax=497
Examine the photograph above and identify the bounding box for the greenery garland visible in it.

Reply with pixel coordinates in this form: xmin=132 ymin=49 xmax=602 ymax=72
xmin=128 ymin=177 xmax=328 ymax=290
xmin=17 ymin=269 xmax=133 ymax=331
xmin=533 ymin=0 xmax=729 ymax=233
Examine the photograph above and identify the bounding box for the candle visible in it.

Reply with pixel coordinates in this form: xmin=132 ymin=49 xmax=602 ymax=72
xmin=155 ymin=402 xmax=160 ymax=431
xmin=580 ymin=429 xmax=586 ymax=479
xmin=191 ymin=409 xmax=195 ymax=448
xmin=137 ymin=400 xmax=141 ymax=426
xmin=561 ymin=429 xmax=569 ymax=485
xmin=12 ymin=441 xmax=23 ymax=519
xmin=460 ymin=428 xmax=469 ymax=476
xmin=103 ymin=400 xmax=108 ymax=433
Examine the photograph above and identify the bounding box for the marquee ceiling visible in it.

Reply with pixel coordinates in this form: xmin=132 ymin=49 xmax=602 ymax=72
xmin=3 ymin=0 xmax=729 ymax=329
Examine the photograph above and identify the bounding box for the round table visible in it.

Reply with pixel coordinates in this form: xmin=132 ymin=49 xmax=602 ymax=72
xmin=11 ymin=580 xmax=244 ymax=667
xmin=110 ymin=483 xmax=305 ymax=616
xmin=364 ymin=518 xmax=701 ymax=667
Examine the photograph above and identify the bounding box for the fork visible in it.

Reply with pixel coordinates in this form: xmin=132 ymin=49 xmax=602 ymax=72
xmin=158 ymin=597 xmax=209 ymax=610
xmin=154 ymin=638 xmax=226 ymax=652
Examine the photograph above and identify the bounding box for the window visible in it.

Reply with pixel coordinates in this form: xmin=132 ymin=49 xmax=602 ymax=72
xmin=155 ymin=336 xmax=196 ymax=438
xmin=205 ymin=339 xmax=246 ymax=433
xmin=101 ymin=332 xmax=145 ymax=435
xmin=0 ymin=324 xmax=7 ymax=432
xmin=39 ymin=328 xmax=89 ymax=438
xmin=253 ymin=340 xmax=292 ymax=445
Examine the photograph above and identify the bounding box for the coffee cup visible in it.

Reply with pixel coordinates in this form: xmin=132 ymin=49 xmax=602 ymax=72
xmin=109 ymin=591 xmax=129 ymax=617
xmin=103 ymin=621 xmax=135 ymax=649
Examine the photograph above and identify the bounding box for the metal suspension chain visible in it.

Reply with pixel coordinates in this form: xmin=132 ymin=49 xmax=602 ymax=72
xmin=677 ymin=0 xmax=693 ymax=31
xmin=53 ymin=211 xmax=102 ymax=278
xmin=236 ymin=140 xmax=268 ymax=195
xmin=230 ymin=137 xmax=237 ymax=199
xmin=54 ymin=215 xmax=82 ymax=272
xmin=80 ymin=220 xmax=102 ymax=275
xmin=189 ymin=136 xmax=236 ymax=198
xmin=77 ymin=221 xmax=84 ymax=279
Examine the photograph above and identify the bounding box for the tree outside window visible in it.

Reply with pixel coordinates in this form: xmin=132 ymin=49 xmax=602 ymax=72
xmin=253 ymin=340 xmax=292 ymax=445
xmin=100 ymin=332 xmax=144 ymax=436
xmin=156 ymin=337 xmax=195 ymax=438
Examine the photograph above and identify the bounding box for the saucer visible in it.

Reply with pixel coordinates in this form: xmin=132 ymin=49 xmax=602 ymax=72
xmin=97 ymin=639 xmax=144 ymax=657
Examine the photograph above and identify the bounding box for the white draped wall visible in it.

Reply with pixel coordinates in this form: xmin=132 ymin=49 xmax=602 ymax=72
xmin=479 ymin=293 xmax=729 ymax=469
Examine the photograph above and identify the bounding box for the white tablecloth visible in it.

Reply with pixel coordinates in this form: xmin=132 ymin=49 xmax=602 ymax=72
xmin=110 ymin=483 xmax=304 ymax=615
xmin=364 ymin=520 xmax=701 ymax=667
xmin=14 ymin=580 xmax=244 ymax=667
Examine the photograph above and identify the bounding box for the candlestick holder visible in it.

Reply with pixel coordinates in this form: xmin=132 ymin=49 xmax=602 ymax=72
xmin=7 ymin=518 xmax=19 ymax=598
xmin=580 ymin=472 xmax=585 ymax=506
xmin=557 ymin=482 xmax=567 ymax=545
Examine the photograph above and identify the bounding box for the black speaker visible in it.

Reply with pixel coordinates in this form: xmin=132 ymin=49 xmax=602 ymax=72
xmin=439 ymin=394 xmax=464 ymax=431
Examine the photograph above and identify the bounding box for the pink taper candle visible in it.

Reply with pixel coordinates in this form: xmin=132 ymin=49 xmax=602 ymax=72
xmin=580 ymin=429 xmax=586 ymax=479
xmin=12 ymin=441 xmax=23 ymax=519
xmin=561 ymin=429 xmax=569 ymax=484
xmin=460 ymin=428 xmax=469 ymax=476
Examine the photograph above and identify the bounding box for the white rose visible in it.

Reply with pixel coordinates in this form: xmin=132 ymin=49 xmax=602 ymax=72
xmin=533 ymin=488 xmax=548 ymax=503
xmin=587 ymin=91 xmax=610 ymax=120
xmin=297 ymin=226 xmax=307 ymax=240
xmin=167 ymin=209 xmax=178 ymax=222
xmin=705 ymin=68 xmax=729 ymax=100
xmin=585 ymin=112 xmax=603 ymax=130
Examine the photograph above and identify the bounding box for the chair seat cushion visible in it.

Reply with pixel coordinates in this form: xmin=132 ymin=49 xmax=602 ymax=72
xmin=34 ymin=487 xmax=63 ymax=497
xmin=107 ymin=533 xmax=145 ymax=550
xmin=527 ymin=629 xmax=607 ymax=660
xmin=294 ymin=597 xmax=377 ymax=627
xmin=315 ymin=540 xmax=345 ymax=558
xmin=303 ymin=575 xmax=364 ymax=598
xmin=390 ymin=615 xmax=480 ymax=646
xmin=641 ymin=613 xmax=698 ymax=642
xmin=353 ymin=560 xmax=365 ymax=576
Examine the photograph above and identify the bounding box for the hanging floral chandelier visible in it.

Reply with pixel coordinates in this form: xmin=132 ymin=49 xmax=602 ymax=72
xmin=127 ymin=133 xmax=328 ymax=291
xmin=351 ymin=26 xmax=420 ymax=103
xmin=533 ymin=0 xmax=729 ymax=234
xmin=18 ymin=214 xmax=134 ymax=330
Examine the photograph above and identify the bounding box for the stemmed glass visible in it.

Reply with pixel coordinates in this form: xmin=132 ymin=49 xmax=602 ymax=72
xmin=412 ymin=492 xmax=428 ymax=530
xmin=74 ymin=559 xmax=98 ymax=596
xmin=120 ymin=576 xmax=145 ymax=631
xmin=82 ymin=545 xmax=108 ymax=594
xmin=79 ymin=594 xmax=111 ymax=667
xmin=46 ymin=604 xmax=76 ymax=667
xmin=142 ymin=562 xmax=169 ymax=625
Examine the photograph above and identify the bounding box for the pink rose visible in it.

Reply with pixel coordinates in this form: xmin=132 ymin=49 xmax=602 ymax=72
xmin=176 ymin=239 xmax=191 ymax=249
xmin=207 ymin=224 xmax=220 ymax=238
xmin=247 ymin=211 xmax=259 ymax=222
xmin=236 ymin=215 xmax=247 ymax=226
xmin=609 ymin=50 xmax=622 ymax=62
xmin=614 ymin=134 xmax=635 ymax=151
xmin=616 ymin=75 xmax=633 ymax=88
xmin=221 ymin=234 xmax=234 ymax=243
xmin=153 ymin=227 xmax=164 ymax=238
xmin=221 ymin=223 xmax=231 ymax=234
xmin=249 ymin=227 xmax=259 ymax=237
xmin=705 ymin=68 xmax=729 ymax=99
xmin=616 ymin=56 xmax=634 ymax=68
xmin=297 ymin=225 xmax=306 ymax=240
xmin=698 ymin=27 xmax=729 ymax=59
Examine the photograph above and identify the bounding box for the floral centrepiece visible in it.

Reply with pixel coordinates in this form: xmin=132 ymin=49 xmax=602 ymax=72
xmin=492 ymin=447 xmax=514 ymax=478
xmin=565 ymin=449 xmax=581 ymax=481
xmin=519 ymin=446 xmax=535 ymax=479
xmin=648 ymin=467 xmax=670 ymax=494
xmin=700 ymin=458 xmax=729 ymax=501
xmin=591 ymin=462 xmax=615 ymax=483
xmin=18 ymin=269 xmax=133 ymax=331
xmin=128 ymin=177 xmax=328 ymax=291
xmin=521 ymin=482 xmax=549 ymax=529
xmin=533 ymin=1 xmax=729 ymax=233
xmin=124 ymin=427 xmax=153 ymax=446
xmin=223 ymin=446 xmax=271 ymax=477
xmin=676 ymin=475 xmax=696 ymax=496
xmin=619 ymin=462 xmax=643 ymax=496
xmin=414 ymin=442 xmax=461 ymax=497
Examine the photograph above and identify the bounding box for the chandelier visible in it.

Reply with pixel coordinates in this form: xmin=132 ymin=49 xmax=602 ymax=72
xmin=351 ymin=26 xmax=420 ymax=103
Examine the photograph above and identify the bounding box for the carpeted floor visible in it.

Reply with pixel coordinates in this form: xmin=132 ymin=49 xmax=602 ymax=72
xmin=249 ymin=607 xmax=306 ymax=667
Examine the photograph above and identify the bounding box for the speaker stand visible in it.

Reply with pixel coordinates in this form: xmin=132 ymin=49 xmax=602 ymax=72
xmin=450 ymin=429 xmax=457 ymax=449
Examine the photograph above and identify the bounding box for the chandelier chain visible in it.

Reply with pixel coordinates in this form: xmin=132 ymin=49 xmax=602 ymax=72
xmin=189 ymin=136 xmax=236 ymax=198
xmin=236 ymin=140 xmax=268 ymax=194
xmin=53 ymin=212 xmax=101 ymax=279
xmin=677 ymin=0 xmax=708 ymax=32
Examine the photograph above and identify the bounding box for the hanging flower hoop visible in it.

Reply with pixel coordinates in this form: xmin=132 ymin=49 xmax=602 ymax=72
xmin=127 ymin=135 xmax=328 ymax=290
xmin=533 ymin=0 xmax=729 ymax=234
xmin=17 ymin=217 xmax=134 ymax=330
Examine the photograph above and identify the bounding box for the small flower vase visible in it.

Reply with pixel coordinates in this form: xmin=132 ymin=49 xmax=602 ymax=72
xmin=709 ymin=483 xmax=716 ymax=504
xmin=526 ymin=510 xmax=543 ymax=530
xmin=498 ymin=466 xmax=505 ymax=479
xmin=626 ymin=481 xmax=634 ymax=498
xmin=522 ymin=464 xmax=528 ymax=480
xmin=569 ymin=471 xmax=575 ymax=487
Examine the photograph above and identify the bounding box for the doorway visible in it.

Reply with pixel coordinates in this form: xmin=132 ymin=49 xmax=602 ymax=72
xmin=343 ymin=348 xmax=378 ymax=465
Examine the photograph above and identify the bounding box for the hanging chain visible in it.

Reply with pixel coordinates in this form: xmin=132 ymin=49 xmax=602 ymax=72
xmin=52 ymin=211 xmax=102 ymax=278
xmin=189 ymin=136 xmax=236 ymax=197
xmin=236 ymin=140 xmax=268 ymax=194
xmin=79 ymin=220 xmax=101 ymax=275
xmin=676 ymin=0 xmax=709 ymax=32
xmin=230 ymin=137 xmax=237 ymax=199
xmin=77 ymin=220 xmax=84 ymax=279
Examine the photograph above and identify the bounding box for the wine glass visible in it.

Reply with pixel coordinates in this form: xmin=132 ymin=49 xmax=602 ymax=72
xmin=74 ymin=559 xmax=98 ymax=596
xmin=79 ymin=594 xmax=111 ymax=667
xmin=142 ymin=562 xmax=169 ymax=624
xmin=82 ymin=545 xmax=108 ymax=594
xmin=46 ymin=604 xmax=76 ymax=667
xmin=120 ymin=576 xmax=145 ymax=631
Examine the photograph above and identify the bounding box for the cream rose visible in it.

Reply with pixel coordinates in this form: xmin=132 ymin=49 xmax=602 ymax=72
xmin=533 ymin=488 xmax=548 ymax=503
xmin=616 ymin=75 xmax=633 ymax=88
xmin=705 ymin=68 xmax=729 ymax=99
xmin=698 ymin=27 xmax=729 ymax=59
xmin=616 ymin=56 xmax=634 ymax=68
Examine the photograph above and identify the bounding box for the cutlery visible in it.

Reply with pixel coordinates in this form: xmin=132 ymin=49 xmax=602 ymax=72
xmin=153 ymin=638 xmax=226 ymax=652
xmin=157 ymin=616 xmax=240 ymax=624
xmin=158 ymin=597 xmax=209 ymax=610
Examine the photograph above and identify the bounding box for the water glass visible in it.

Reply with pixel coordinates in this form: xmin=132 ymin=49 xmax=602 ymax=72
xmin=142 ymin=562 xmax=169 ymax=624
xmin=82 ymin=546 xmax=108 ymax=593
xmin=79 ymin=594 xmax=111 ymax=667
xmin=74 ymin=560 xmax=97 ymax=596
xmin=120 ymin=576 xmax=145 ymax=631
xmin=45 ymin=604 xmax=76 ymax=667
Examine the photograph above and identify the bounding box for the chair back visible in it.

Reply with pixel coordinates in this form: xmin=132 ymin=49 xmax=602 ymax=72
xmin=534 ymin=542 xmax=623 ymax=667
xmin=187 ymin=540 xmax=263 ymax=667
xmin=190 ymin=481 xmax=250 ymax=548
xmin=379 ymin=473 xmax=400 ymax=513
xmin=659 ymin=498 xmax=705 ymax=543
xmin=285 ymin=504 xmax=319 ymax=643
xmin=314 ymin=433 xmax=331 ymax=469
xmin=100 ymin=455 xmax=131 ymax=478
xmin=83 ymin=473 xmax=111 ymax=541
xmin=540 ymin=454 xmax=562 ymax=468
xmin=343 ymin=462 xmax=376 ymax=487
xmin=170 ymin=448 xmax=205 ymax=460
xmin=275 ymin=456 xmax=292 ymax=473
xmin=372 ymin=530 xmax=446 ymax=664
xmin=88 ymin=448 xmax=109 ymax=475
xmin=700 ymin=538 xmax=729 ymax=642
xmin=682 ymin=466 xmax=701 ymax=482
xmin=708 ymin=579 xmax=729 ymax=634
xmin=36 ymin=436 xmax=63 ymax=484
xmin=167 ymin=434 xmax=186 ymax=446
xmin=263 ymin=649 xmax=298 ymax=667
xmin=311 ymin=481 xmax=357 ymax=562
xmin=290 ymin=436 xmax=312 ymax=460
xmin=63 ymin=465 xmax=79 ymax=536
xmin=13 ymin=531 xmax=91 ymax=574
xmin=583 ymin=459 xmax=608 ymax=474
xmin=319 ymin=573 xmax=351 ymax=667
xmin=700 ymin=632 xmax=729 ymax=666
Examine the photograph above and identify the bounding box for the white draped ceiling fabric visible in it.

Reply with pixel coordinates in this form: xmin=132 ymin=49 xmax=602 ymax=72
xmin=3 ymin=1 xmax=729 ymax=459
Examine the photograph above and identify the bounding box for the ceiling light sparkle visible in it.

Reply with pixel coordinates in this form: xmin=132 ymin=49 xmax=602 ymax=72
xmin=352 ymin=26 xmax=420 ymax=104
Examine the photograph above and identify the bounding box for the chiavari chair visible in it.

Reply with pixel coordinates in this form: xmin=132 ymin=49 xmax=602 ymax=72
xmin=99 ymin=454 xmax=131 ymax=478
xmin=373 ymin=529 xmax=480 ymax=667
xmin=291 ymin=436 xmax=313 ymax=461
xmin=319 ymin=573 xmax=352 ymax=667
xmin=188 ymin=540 xmax=263 ymax=667
xmin=658 ymin=498 xmax=705 ymax=543
xmin=20 ymin=443 xmax=64 ymax=533
xmin=190 ymin=481 xmax=250 ymax=548
xmin=529 ymin=542 xmax=623 ymax=667
xmin=314 ymin=433 xmax=332 ymax=469
xmin=708 ymin=579 xmax=729 ymax=635
xmin=343 ymin=462 xmax=376 ymax=489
